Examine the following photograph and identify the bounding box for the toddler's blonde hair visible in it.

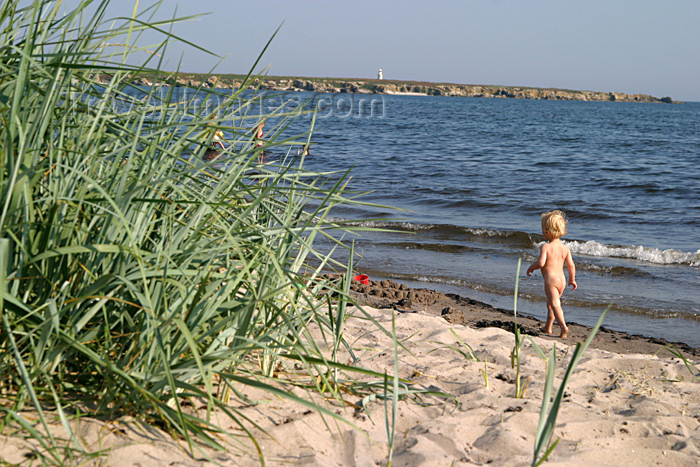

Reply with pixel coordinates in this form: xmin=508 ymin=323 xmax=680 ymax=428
xmin=541 ymin=210 xmax=568 ymax=239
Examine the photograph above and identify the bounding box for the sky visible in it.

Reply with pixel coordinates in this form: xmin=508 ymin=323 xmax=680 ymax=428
xmin=55 ymin=0 xmax=700 ymax=102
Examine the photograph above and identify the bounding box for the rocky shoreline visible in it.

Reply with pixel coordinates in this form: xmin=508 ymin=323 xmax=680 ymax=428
xmin=98 ymin=73 xmax=675 ymax=103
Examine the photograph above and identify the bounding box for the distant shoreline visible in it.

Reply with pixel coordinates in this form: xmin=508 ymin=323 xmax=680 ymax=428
xmin=100 ymin=72 xmax=676 ymax=103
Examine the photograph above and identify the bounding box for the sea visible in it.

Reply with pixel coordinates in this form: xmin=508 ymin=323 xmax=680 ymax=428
xmin=143 ymin=86 xmax=700 ymax=348
xmin=275 ymin=92 xmax=700 ymax=348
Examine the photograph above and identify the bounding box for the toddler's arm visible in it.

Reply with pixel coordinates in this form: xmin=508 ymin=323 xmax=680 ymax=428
xmin=565 ymin=249 xmax=577 ymax=290
xmin=527 ymin=246 xmax=546 ymax=276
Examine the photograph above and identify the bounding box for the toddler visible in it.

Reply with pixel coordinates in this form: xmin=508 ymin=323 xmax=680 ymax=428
xmin=526 ymin=210 xmax=577 ymax=338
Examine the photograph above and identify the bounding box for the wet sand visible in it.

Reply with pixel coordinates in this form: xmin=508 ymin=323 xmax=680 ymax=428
xmin=347 ymin=277 xmax=699 ymax=358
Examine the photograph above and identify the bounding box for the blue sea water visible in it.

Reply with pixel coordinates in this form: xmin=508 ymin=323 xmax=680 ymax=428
xmin=142 ymin=86 xmax=700 ymax=347
xmin=283 ymin=93 xmax=700 ymax=347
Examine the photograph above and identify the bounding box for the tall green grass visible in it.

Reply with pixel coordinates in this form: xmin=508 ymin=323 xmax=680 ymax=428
xmin=0 ymin=0 xmax=388 ymax=462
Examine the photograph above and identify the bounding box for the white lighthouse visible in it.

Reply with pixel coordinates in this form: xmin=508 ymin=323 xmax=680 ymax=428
xmin=378 ymin=68 xmax=383 ymax=80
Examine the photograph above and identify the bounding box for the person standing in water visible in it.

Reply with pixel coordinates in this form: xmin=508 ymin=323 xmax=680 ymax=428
xmin=526 ymin=210 xmax=577 ymax=338
xmin=253 ymin=120 xmax=265 ymax=148
xmin=212 ymin=129 xmax=225 ymax=150
xmin=203 ymin=128 xmax=226 ymax=161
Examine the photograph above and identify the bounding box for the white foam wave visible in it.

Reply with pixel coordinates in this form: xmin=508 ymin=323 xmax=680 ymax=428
xmin=325 ymin=217 xmax=430 ymax=230
xmin=564 ymin=240 xmax=700 ymax=267
xmin=468 ymin=228 xmax=503 ymax=237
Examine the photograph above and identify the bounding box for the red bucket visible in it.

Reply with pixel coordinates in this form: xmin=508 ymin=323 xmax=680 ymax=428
xmin=354 ymin=274 xmax=369 ymax=285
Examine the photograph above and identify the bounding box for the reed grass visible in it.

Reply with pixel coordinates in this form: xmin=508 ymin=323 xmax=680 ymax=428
xmin=384 ymin=311 xmax=400 ymax=467
xmin=511 ymin=259 xmax=529 ymax=398
xmin=0 ymin=0 xmax=397 ymax=463
xmin=531 ymin=306 xmax=610 ymax=466
xmin=428 ymin=327 xmax=479 ymax=362
xmin=660 ymin=344 xmax=700 ymax=381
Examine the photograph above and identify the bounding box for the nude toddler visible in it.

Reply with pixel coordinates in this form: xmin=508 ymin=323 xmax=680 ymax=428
xmin=526 ymin=210 xmax=577 ymax=338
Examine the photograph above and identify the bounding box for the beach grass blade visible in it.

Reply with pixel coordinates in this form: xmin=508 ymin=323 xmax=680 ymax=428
xmin=481 ymin=357 xmax=489 ymax=389
xmin=511 ymin=258 xmax=529 ymax=398
xmin=385 ymin=310 xmax=400 ymax=467
xmin=428 ymin=328 xmax=478 ymax=363
xmin=531 ymin=305 xmax=610 ymax=466
xmin=660 ymin=344 xmax=700 ymax=380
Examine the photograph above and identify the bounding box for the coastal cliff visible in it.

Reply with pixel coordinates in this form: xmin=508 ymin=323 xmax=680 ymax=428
xmin=103 ymin=73 xmax=674 ymax=103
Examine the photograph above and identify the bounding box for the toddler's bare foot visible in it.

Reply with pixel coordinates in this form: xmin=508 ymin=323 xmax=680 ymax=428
xmin=559 ymin=327 xmax=568 ymax=339
xmin=539 ymin=327 xmax=553 ymax=335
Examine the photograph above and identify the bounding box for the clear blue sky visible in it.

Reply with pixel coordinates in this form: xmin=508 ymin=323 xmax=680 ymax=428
xmin=58 ymin=0 xmax=700 ymax=101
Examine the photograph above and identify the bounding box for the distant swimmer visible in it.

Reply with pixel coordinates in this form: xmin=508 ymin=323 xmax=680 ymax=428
xmin=213 ymin=129 xmax=225 ymax=150
xmin=297 ymin=144 xmax=310 ymax=156
xmin=204 ymin=129 xmax=226 ymax=161
xmin=251 ymin=120 xmax=268 ymax=162
xmin=253 ymin=120 xmax=265 ymax=148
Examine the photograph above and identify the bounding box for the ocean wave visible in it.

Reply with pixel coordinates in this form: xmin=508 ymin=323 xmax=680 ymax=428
xmin=326 ymin=216 xmax=700 ymax=268
xmin=565 ymin=240 xmax=700 ymax=267
xmin=326 ymin=218 xmax=536 ymax=244
xmin=388 ymin=242 xmax=479 ymax=254
xmin=575 ymin=263 xmax=653 ymax=277
xmin=325 ymin=218 xmax=434 ymax=232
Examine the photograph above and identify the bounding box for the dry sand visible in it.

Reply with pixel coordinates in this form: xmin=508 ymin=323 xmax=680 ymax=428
xmin=1 ymin=281 xmax=699 ymax=466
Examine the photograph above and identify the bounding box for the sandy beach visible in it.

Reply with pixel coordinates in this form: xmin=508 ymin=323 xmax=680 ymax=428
xmin=1 ymin=279 xmax=698 ymax=466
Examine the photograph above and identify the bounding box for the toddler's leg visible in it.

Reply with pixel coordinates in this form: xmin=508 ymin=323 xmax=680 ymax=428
xmin=543 ymin=304 xmax=555 ymax=335
xmin=545 ymin=283 xmax=568 ymax=338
